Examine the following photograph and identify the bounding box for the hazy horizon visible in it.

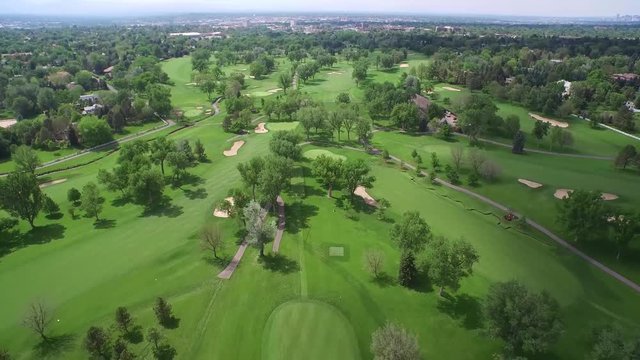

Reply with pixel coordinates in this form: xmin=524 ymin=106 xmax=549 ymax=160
xmin=2 ymin=0 xmax=640 ymax=18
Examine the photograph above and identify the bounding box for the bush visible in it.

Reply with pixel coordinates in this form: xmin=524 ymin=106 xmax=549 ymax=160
xmin=43 ymin=196 xmax=60 ymax=215
xmin=364 ymin=250 xmax=385 ymax=279
xmin=480 ymin=160 xmax=502 ymax=182
xmin=371 ymin=322 xmax=420 ymax=360
xmin=468 ymin=171 xmax=480 ymax=186
xmin=67 ymin=187 xmax=81 ymax=204
xmin=445 ymin=164 xmax=460 ymax=185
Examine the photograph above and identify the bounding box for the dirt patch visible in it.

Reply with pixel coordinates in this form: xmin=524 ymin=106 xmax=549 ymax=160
xmin=255 ymin=122 xmax=268 ymax=134
xmin=399 ymin=63 xmax=410 ymax=68
xmin=554 ymin=189 xmax=573 ymax=200
xmin=223 ymin=140 xmax=245 ymax=157
xmin=529 ymin=113 xmax=569 ymax=128
xmin=267 ymin=88 xmax=283 ymax=94
xmin=518 ymin=179 xmax=543 ymax=189
xmin=0 ymin=119 xmax=17 ymax=129
xmin=213 ymin=197 xmax=235 ymax=218
xmin=354 ymin=186 xmax=377 ymax=207
xmin=601 ymin=193 xmax=619 ymax=201
xmin=442 ymin=86 xmax=462 ymax=92
xmin=39 ymin=179 xmax=67 ymax=189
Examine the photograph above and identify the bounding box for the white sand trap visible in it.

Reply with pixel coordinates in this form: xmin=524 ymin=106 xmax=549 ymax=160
xmin=39 ymin=179 xmax=67 ymax=189
xmin=601 ymin=193 xmax=619 ymax=201
xmin=518 ymin=179 xmax=543 ymax=189
xmin=213 ymin=197 xmax=235 ymax=218
xmin=196 ymin=106 xmax=203 ymax=110
xmin=248 ymin=75 xmax=255 ymax=79
xmin=267 ymin=88 xmax=282 ymax=94
xmin=185 ymin=82 xmax=196 ymax=86
xmin=327 ymin=71 xmax=344 ymax=75
xmin=255 ymin=122 xmax=268 ymax=134
xmin=223 ymin=140 xmax=245 ymax=157
xmin=554 ymin=189 xmax=573 ymax=200
xmin=399 ymin=63 xmax=410 ymax=68
xmin=529 ymin=113 xmax=569 ymax=128
xmin=354 ymin=186 xmax=377 ymax=207
xmin=0 ymin=119 xmax=17 ymax=129
xmin=442 ymin=86 xmax=462 ymax=92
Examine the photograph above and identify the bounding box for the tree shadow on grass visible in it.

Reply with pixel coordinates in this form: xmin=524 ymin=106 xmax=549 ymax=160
xmin=141 ymin=196 xmax=184 ymax=218
xmin=161 ymin=316 xmax=180 ymax=330
xmin=259 ymin=253 xmax=300 ymax=274
xmin=0 ymin=224 xmax=68 ymax=258
xmin=94 ymin=219 xmax=116 ymax=229
xmin=436 ymin=293 xmax=484 ymax=330
xmin=33 ymin=333 xmax=75 ymax=358
xmin=285 ymin=201 xmax=319 ymax=235
xmin=371 ymin=272 xmax=396 ymax=288
xmin=202 ymin=254 xmax=231 ymax=268
xmin=45 ymin=213 xmax=63 ymax=220
xmin=111 ymin=197 xmax=130 ymax=208
xmin=183 ymin=187 xmax=208 ymax=200
xmin=124 ymin=325 xmax=144 ymax=344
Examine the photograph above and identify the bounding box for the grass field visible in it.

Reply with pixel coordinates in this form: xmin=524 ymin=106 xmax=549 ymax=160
xmin=2 ymin=54 xmax=639 ymax=360
xmin=303 ymin=149 xmax=347 ymax=161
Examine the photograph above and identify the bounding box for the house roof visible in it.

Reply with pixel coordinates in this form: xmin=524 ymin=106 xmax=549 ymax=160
xmin=103 ymin=66 xmax=114 ymax=73
xmin=412 ymin=94 xmax=431 ymax=112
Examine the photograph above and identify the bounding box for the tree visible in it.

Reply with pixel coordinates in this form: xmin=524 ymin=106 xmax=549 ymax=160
xmin=451 ymin=146 xmax=465 ymax=171
xmin=377 ymin=198 xmax=390 ymax=220
xmin=193 ymin=139 xmax=206 ymax=162
xmin=614 ymin=145 xmax=637 ymax=169
xmin=238 ymin=157 xmax=265 ymax=200
xmin=12 ymin=145 xmax=40 ymax=174
xmin=364 ymin=250 xmax=385 ymax=279
xmin=67 ymin=187 xmax=81 ymax=204
xmin=84 ymin=326 xmax=112 ymax=359
xmin=457 ymin=94 xmax=498 ymax=144
xmin=558 ymin=189 xmax=609 ymax=242
xmin=609 ymin=212 xmax=640 ymax=260
xmin=0 ymin=348 xmax=10 ymax=360
xmin=166 ymin=151 xmax=190 ymax=185
xmin=342 ymin=107 xmax=358 ymax=140
xmin=427 ymin=237 xmax=479 ymax=295
xmin=113 ymin=338 xmax=135 ymax=360
xmin=370 ymin=322 xmax=420 ymax=360
xmin=78 ymin=116 xmax=114 ymax=148
xmin=244 ymin=200 xmax=276 ymax=257
xmin=356 ymin=118 xmax=374 ymax=147
xmin=531 ymin=120 xmax=550 ymax=147
xmin=512 ymin=130 xmax=526 ymax=154
xmin=129 ymin=169 xmax=165 ymax=206
xmin=97 ymin=168 xmax=129 ymax=197
xmin=312 ymin=155 xmax=344 ymax=198
xmin=147 ymin=327 xmax=176 ymax=360
xmin=336 ymin=92 xmax=351 ymax=104
xmin=398 ymin=251 xmax=418 ymax=287
xmin=328 ymin=111 xmax=344 ymax=141
xmin=588 ymin=325 xmax=638 ymax=360
xmin=148 ymin=85 xmax=172 ymax=116
xmin=390 ymin=103 xmax=419 ymax=131
xmin=0 ymin=172 xmax=43 ymax=228
xmin=391 ymin=211 xmax=431 ymax=254
xmin=430 ymin=152 xmax=441 ymax=172
xmin=504 ymin=115 xmax=521 ymax=138
xmin=115 ymin=307 xmax=133 ymax=335
xmin=343 ymin=159 xmax=375 ymax=201
xmin=352 ymin=59 xmax=369 ymax=86
xmin=200 ymin=223 xmax=224 ymax=259
xmin=150 ymin=137 xmax=175 ymax=175
xmin=42 ymin=195 xmax=60 ymax=216
xmin=269 ymin=131 xmax=302 ymax=160
xmin=23 ymin=301 xmax=52 ymax=342
xmin=278 ymin=72 xmax=292 ymax=93
xmin=154 ymin=297 xmax=175 ymax=328
xmin=80 ymin=182 xmax=103 ymax=221
xmin=479 ymin=160 xmax=502 ymax=182
xmin=485 ymin=281 xmax=563 ymax=356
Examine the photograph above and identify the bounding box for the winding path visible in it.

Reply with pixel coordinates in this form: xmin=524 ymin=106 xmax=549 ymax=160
xmin=217 ymin=241 xmax=249 ymax=280
xmin=337 ymin=144 xmax=640 ymax=294
xmin=272 ymin=196 xmax=286 ymax=253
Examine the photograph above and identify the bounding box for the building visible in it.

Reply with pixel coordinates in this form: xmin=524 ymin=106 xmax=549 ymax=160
xmin=440 ymin=111 xmax=459 ymax=130
xmin=612 ymin=73 xmax=640 ymax=84
xmin=557 ymin=80 xmax=572 ymax=97
xmin=82 ymin=104 xmax=103 ymax=115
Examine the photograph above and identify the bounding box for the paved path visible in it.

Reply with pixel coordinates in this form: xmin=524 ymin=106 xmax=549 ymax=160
xmin=337 ymin=143 xmax=640 ymax=294
xmin=217 ymin=241 xmax=249 ymax=279
xmin=272 ymin=195 xmax=286 ymax=253
xmin=574 ymin=115 xmax=640 ymax=142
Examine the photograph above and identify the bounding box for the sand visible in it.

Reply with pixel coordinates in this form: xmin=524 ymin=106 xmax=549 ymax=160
xmin=267 ymin=88 xmax=282 ymax=94
xmin=529 ymin=113 xmax=569 ymax=128
xmin=39 ymin=179 xmax=67 ymax=189
xmin=354 ymin=186 xmax=377 ymax=207
xmin=399 ymin=63 xmax=410 ymax=68
xmin=0 ymin=119 xmax=17 ymax=129
xmin=601 ymin=193 xmax=619 ymax=201
xmin=223 ymin=140 xmax=245 ymax=157
xmin=518 ymin=179 xmax=543 ymax=189
xmin=185 ymin=82 xmax=197 ymax=86
xmin=327 ymin=71 xmax=344 ymax=75
xmin=213 ymin=197 xmax=235 ymax=218
xmin=442 ymin=86 xmax=462 ymax=92
xmin=554 ymin=189 xmax=573 ymax=200
xmin=255 ymin=122 xmax=268 ymax=134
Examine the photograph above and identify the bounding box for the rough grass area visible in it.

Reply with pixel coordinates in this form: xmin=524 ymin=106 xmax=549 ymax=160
xmin=303 ymin=149 xmax=347 ymax=161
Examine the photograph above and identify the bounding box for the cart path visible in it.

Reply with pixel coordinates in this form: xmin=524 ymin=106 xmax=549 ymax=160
xmin=217 ymin=241 xmax=249 ymax=279
xmin=336 ymin=144 xmax=640 ymax=294
xmin=272 ymin=195 xmax=286 ymax=253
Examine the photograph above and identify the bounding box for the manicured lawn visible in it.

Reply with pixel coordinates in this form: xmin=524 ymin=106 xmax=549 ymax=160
xmin=303 ymin=149 xmax=347 ymax=161
xmin=266 ymin=121 xmax=299 ymax=131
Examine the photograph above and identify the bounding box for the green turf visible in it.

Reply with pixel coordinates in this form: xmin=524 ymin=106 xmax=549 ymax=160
xmin=262 ymin=300 xmax=360 ymax=360
xmin=266 ymin=122 xmax=300 ymax=131
xmin=303 ymin=149 xmax=347 ymax=161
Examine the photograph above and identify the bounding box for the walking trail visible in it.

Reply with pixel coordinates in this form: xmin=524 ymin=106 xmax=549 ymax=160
xmin=272 ymin=196 xmax=286 ymax=253
xmin=339 ymin=144 xmax=640 ymax=294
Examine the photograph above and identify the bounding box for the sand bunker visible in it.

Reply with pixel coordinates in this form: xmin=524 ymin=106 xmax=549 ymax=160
xmin=223 ymin=140 xmax=245 ymax=157
xmin=267 ymin=88 xmax=282 ymax=94
xmin=442 ymin=86 xmax=462 ymax=92
xmin=327 ymin=71 xmax=344 ymax=75
xmin=529 ymin=113 xmax=569 ymax=128
xmin=39 ymin=179 xmax=67 ymax=189
xmin=255 ymin=122 xmax=268 ymax=134
xmin=601 ymin=193 xmax=619 ymax=201
xmin=399 ymin=63 xmax=410 ymax=68
xmin=354 ymin=186 xmax=377 ymax=207
xmin=185 ymin=82 xmax=196 ymax=86
xmin=0 ymin=119 xmax=17 ymax=129
xmin=213 ymin=197 xmax=235 ymax=218
xmin=518 ymin=179 xmax=543 ymax=189
xmin=554 ymin=189 xmax=573 ymax=200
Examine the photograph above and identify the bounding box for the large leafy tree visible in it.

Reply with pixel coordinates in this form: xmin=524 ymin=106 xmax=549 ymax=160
xmin=342 ymin=159 xmax=375 ymax=200
xmin=243 ymin=200 xmax=276 ymax=257
xmin=80 ymin=182 xmax=103 ymax=221
xmin=391 ymin=211 xmax=431 ymax=254
xmin=12 ymin=145 xmax=40 ymax=174
xmin=84 ymin=326 xmax=112 ymax=359
xmin=485 ymin=280 xmax=563 ymax=356
xmin=370 ymin=322 xmax=420 ymax=360
xmin=237 ymin=157 xmax=265 ymax=200
xmin=150 ymin=137 xmax=176 ymax=175
xmin=258 ymin=156 xmax=293 ymax=208
xmin=614 ymin=145 xmax=637 ymax=169
xmin=609 ymin=212 xmax=640 ymax=260
xmin=0 ymin=172 xmax=43 ymax=228
xmin=269 ymin=131 xmax=302 ymax=160
xmin=558 ymin=189 xmax=609 ymax=242
xmin=312 ymin=155 xmax=344 ymax=198
xmin=78 ymin=116 xmax=114 ymax=148
xmin=427 ymin=237 xmax=479 ymax=295
xmin=128 ymin=168 xmax=165 ymax=206
xmin=457 ymin=94 xmax=499 ymax=144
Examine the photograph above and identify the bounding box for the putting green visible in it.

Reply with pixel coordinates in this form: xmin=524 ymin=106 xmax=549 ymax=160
xmin=303 ymin=149 xmax=347 ymax=161
xmin=267 ymin=122 xmax=300 ymax=131
xmin=262 ymin=300 xmax=360 ymax=360
xmin=183 ymin=109 xmax=202 ymax=117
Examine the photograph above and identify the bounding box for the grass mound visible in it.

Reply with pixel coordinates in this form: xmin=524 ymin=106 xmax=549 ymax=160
xmin=267 ymin=122 xmax=300 ymax=131
xmin=303 ymin=149 xmax=347 ymax=161
xmin=262 ymin=300 xmax=360 ymax=360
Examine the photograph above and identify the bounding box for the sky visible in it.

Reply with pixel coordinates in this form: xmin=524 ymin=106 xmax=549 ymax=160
xmin=2 ymin=0 xmax=640 ymax=17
